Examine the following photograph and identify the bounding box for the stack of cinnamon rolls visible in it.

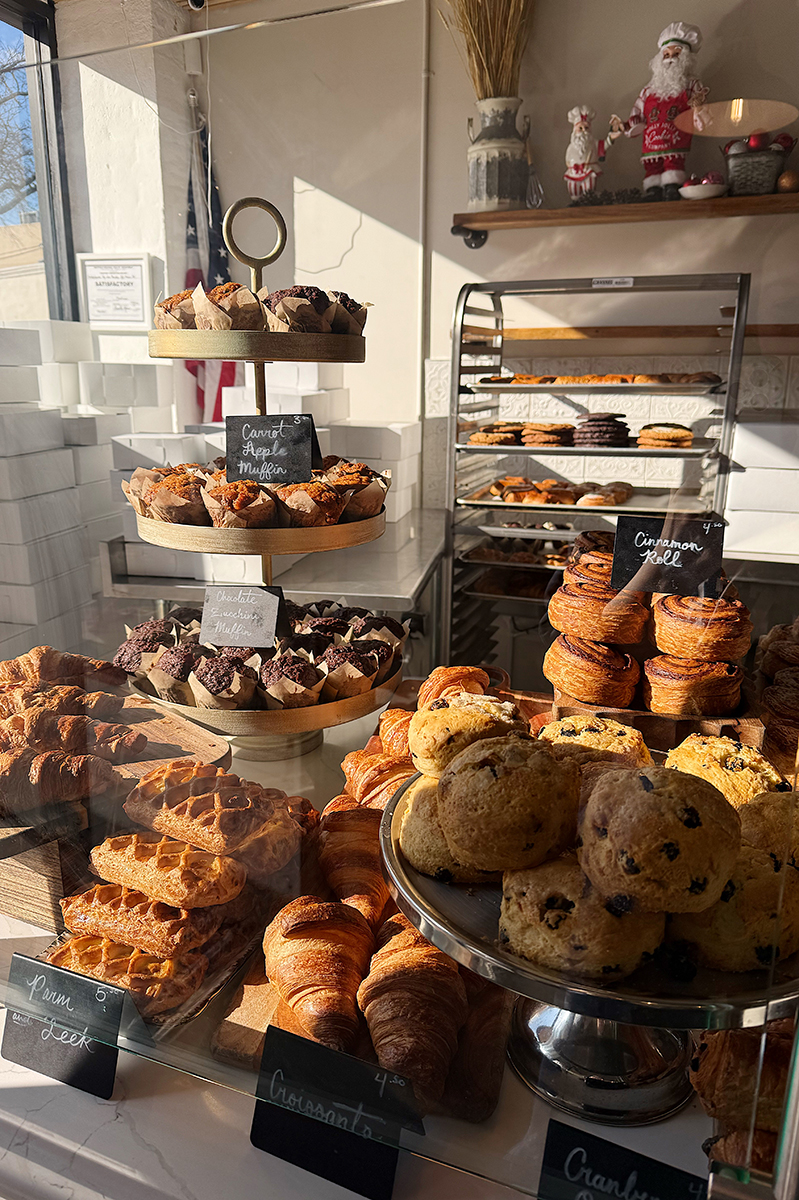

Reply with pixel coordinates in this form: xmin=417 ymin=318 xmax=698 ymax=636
xmin=543 ymin=531 xmax=752 ymax=716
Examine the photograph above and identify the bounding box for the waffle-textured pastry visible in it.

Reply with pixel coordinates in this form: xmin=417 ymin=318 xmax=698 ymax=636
xmin=123 ymin=759 xmax=281 ymax=854
xmin=231 ymin=805 xmax=303 ymax=887
xmin=45 ymin=936 xmax=208 ymax=1017
xmin=578 ymin=766 xmax=741 ymax=913
xmin=652 ymin=595 xmax=753 ymax=662
xmin=60 ymin=883 xmax=225 ymax=958
xmin=543 ymin=635 xmax=640 ymax=707
xmin=500 ymin=854 xmax=665 ymax=980
xmin=643 ymin=656 xmax=743 ymax=716
xmin=90 ymin=832 xmax=246 ymax=908
xmin=547 ymin=581 xmax=647 ymax=645
xmin=408 ymin=694 xmax=528 ymax=779
xmin=538 ymin=714 xmax=652 ymax=767
xmin=664 ymin=734 xmax=789 ymax=808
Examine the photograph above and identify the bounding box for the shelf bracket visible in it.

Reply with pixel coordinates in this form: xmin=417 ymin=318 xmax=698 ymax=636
xmin=451 ymin=224 xmax=488 ymax=250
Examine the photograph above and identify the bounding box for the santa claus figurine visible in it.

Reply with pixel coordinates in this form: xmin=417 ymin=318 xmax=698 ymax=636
xmin=611 ymin=22 xmax=708 ymax=200
xmin=564 ymin=107 xmax=619 ymax=200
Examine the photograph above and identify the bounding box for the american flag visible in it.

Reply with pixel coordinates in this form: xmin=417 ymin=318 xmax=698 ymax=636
xmin=185 ymin=125 xmax=243 ymax=422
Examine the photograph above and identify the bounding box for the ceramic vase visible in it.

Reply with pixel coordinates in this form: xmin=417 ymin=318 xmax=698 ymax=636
xmin=467 ymin=97 xmax=529 ymax=212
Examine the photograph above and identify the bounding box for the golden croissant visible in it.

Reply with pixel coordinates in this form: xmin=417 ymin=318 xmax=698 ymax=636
xmin=318 ymin=794 xmax=390 ymax=926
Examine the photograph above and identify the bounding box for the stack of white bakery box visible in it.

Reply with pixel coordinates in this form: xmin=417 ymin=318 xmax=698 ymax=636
xmin=725 ymin=413 xmax=799 ymax=563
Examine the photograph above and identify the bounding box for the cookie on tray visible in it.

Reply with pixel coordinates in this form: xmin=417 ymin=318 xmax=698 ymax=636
xmin=538 ymin=713 xmax=652 ymax=768
xmin=577 ymin=766 xmax=741 ymax=913
xmin=665 ymin=734 xmax=790 ymax=808
xmin=500 ymin=853 xmax=665 ymax=980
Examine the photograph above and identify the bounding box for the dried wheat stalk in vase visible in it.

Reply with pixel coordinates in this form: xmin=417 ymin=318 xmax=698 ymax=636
xmin=440 ymin=0 xmax=535 ymax=101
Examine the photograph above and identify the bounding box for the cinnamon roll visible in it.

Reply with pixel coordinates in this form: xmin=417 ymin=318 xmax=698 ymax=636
xmin=543 ymin=635 xmax=640 ymax=707
xmin=547 ymin=581 xmax=647 ymax=645
xmin=642 ymin=655 xmax=743 ymax=716
xmin=761 ymin=671 xmax=799 ymax=762
xmin=651 ymin=595 xmax=753 ymax=663
xmin=571 ymin=530 xmax=615 ymax=558
xmin=562 ymin=550 xmax=614 ymax=588
xmin=762 ymin=640 xmax=799 ymax=680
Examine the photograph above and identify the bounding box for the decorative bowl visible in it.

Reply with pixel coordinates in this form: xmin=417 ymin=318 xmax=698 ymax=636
xmin=678 ymin=182 xmax=728 ymax=200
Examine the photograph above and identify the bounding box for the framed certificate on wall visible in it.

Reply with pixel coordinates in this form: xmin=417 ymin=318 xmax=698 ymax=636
xmin=76 ymin=253 xmax=152 ymax=330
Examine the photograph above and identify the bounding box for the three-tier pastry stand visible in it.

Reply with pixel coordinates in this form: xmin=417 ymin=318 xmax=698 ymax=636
xmin=381 ymin=777 xmax=799 ymax=1127
xmin=142 ymin=197 xmax=400 ymax=758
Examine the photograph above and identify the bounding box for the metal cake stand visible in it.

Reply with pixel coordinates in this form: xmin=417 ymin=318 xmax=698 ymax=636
xmin=380 ymin=777 xmax=799 ymax=1127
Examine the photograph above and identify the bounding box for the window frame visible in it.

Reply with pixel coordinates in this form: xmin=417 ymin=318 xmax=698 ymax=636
xmin=0 ymin=0 xmax=77 ymax=320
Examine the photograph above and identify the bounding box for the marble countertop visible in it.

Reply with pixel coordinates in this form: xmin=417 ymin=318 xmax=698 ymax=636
xmin=0 ymin=711 xmax=713 ymax=1200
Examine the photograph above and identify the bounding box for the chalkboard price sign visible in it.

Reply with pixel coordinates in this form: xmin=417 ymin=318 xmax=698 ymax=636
xmin=226 ymin=414 xmax=323 ymax=486
xmin=610 ymin=514 xmax=725 ymax=596
xmin=1 ymin=953 xmax=124 ymax=1098
xmin=200 ymin=585 xmax=289 ymax=649
xmin=538 ymin=1120 xmax=707 ymax=1200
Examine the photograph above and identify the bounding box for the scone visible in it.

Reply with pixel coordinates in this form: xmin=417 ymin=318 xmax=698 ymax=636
xmin=538 ymin=714 xmax=652 ymax=768
xmin=668 ymin=843 xmax=799 ymax=971
xmin=407 ymin=693 xmax=528 ymax=779
xmin=398 ymin=775 xmax=500 ymax=884
xmin=737 ymin=791 xmax=799 ymax=866
xmin=437 ymin=736 xmax=579 ymax=872
xmin=500 ymin=854 xmax=665 ymax=980
xmin=665 ymin=734 xmax=790 ymax=809
xmin=578 ymin=766 xmax=741 ymax=913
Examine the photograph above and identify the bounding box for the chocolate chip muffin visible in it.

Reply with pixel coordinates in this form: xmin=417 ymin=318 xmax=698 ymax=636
xmin=437 ymin=735 xmax=580 ymax=872
xmin=500 ymin=853 xmax=665 ymax=980
xmin=578 ymin=766 xmax=741 ymax=913
xmin=665 ymin=734 xmax=790 ymax=809
xmin=538 ymin=714 xmax=652 ymax=768
xmin=113 ymin=634 xmax=173 ymax=675
xmin=408 ymin=693 xmax=529 ymax=778
xmin=398 ymin=775 xmax=500 ymax=884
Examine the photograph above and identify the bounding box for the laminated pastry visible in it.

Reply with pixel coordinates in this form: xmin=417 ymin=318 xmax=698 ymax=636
xmin=142 ymin=472 xmax=212 ymax=525
xmin=231 ymin=804 xmax=303 ymax=887
xmin=189 ymin=656 xmax=257 ymax=710
xmin=668 ymin=842 xmax=799 ymax=971
xmin=318 ymin=794 xmax=390 ymax=926
xmin=762 ymin=639 xmax=799 ymax=680
xmin=690 ymin=1023 xmax=795 ymax=1133
xmin=664 ymin=734 xmax=789 ymax=808
xmin=398 ymin=774 xmax=501 ymax=884
xmin=537 ymin=714 xmax=652 ymax=768
xmin=357 ymin=913 xmax=468 ymax=1110
xmin=642 ymin=656 xmax=743 ymax=716
xmin=438 ymin=970 xmax=513 ymax=1122
xmin=123 ymin=759 xmax=280 ymax=854
xmin=0 ymin=710 xmax=146 ymax=763
xmin=90 ymin=832 xmax=247 ymax=908
xmin=272 ymin=481 xmax=348 ymax=527
xmin=562 ymin=550 xmax=614 ymax=588
xmin=407 ymin=694 xmax=528 ymax=779
xmin=437 ymin=735 xmax=580 ymax=872
xmin=0 ymin=646 xmax=126 ymax=690
xmin=547 ymin=581 xmax=647 ymax=645
xmin=146 ymin=643 xmax=210 ymax=705
xmin=260 ymin=655 xmax=324 ymax=709
xmin=543 ymin=635 xmax=640 ymax=708
xmin=0 ymin=683 xmax=124 ymax=721
xmin=416 ymin=665 xmax=490 ymax=709
xmin=577 ymin=766 xmax=741 ymax=913
xmin=705 ymin=1131 xmax=777 ymax=1175
xmin=263 ymin=896 xmax=374 ymax=1052
xmin=571 ymin=530 xmax=615 ymax=556
xmin=500 ymin=854 xmax=665 ymax=980
xmin=45 ymin=936 xmax=208 ymax=1018
xmin=341 ymin=750 xmax=416 ymax=810
xmin=378 ymin=708 xmax=413 ymax=758
xmin=60 ymin=883 xmax=225 ymax=958
xmin=0 ymin=747 xmax=117 ymax=815
xmin=201 ymin=480 xmax=276 ymax=529
xmin=319 ymin=645 xmax=378 ymax=702
xmin=651 ymin=595 xmax=753 ymax=662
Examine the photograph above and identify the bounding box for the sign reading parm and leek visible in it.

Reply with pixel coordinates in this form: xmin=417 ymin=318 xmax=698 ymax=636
xmin=610 ymin=514 xmax=726 ymax=596
xmin=226 ymin=414 xmax=323 ymax=486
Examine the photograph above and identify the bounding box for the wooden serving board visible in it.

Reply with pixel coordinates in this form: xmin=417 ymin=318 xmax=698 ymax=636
xmin=112 ymin=695 xmax=231 ymax=781
xmin=135 ymin=509 xmax=385 ymax=555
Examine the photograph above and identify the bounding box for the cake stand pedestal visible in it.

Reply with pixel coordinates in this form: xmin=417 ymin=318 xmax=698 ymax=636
xmin=380 ymin=778 xmax=799 ymax=1126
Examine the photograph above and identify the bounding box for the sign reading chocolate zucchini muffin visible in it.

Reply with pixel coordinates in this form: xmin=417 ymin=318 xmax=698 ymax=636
xmin=200 ymin=585 xmax=290 ymax=648
xmin=611 ymin=515 xmax=725 ymax=596
xmin=226 ymin=414 xmax=323 ymax=485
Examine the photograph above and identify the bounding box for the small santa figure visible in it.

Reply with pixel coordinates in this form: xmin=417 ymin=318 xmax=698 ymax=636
xmin=564 ymin=107 xmax=618 ymax=200
xmin=611 ymin=22 xmax=708 ymax=200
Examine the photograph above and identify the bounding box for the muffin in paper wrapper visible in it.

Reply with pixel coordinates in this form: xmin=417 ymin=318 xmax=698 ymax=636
xmin=201 ymin=481 xmax=277 ymax=528
xmin=326 ymin=290 xmax=371 ymax=334
xmin=349 ymin=637 xmax=398 ymax=686
xmin=260 ymin=675 xmax=325 ymax=711
xmin=349 ymin=615 xmax=409 ymax=654
xmin=192 ymin=282 xmax=264 ymax=332
xmin=144 ymin=473 xmax=212 ymax=525
xmin=340 ymin=472 xmax=391 ymax=521
xmin=188 ymin=659 xmax=257 ymax=710
xmin=257 ymin=285 xmax=336 ymax=334
xmin=113 ymin=636 xmax=173 ymax=683
xmin=271 ymin=481 xmax=349 ymax=528
xmin=122 ymin=466 xmax=175 ymax=516
xmin=146 ymin=643 xmax=211 ymax=705
xmin=320 ymin=648 xmax=378 ymax=702
xmin=153 ymin=289 xmax=196 ymax=330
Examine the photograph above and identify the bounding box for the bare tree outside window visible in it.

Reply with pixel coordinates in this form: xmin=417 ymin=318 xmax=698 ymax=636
xmin=0 ymin=31 xmax=37 ymax=224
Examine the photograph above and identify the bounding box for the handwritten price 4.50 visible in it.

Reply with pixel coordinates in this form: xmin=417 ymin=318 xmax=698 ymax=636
xmin=374 ymin=1071 xmax=406 ymax=1097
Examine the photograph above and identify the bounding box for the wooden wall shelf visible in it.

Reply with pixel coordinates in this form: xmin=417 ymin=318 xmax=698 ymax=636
xmin=452 ymin=192 xmax=799 ymax=245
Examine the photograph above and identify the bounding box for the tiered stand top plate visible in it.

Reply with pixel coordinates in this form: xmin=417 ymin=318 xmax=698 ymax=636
xmin=380 ymin=778 xmax=799 ymax=1030
xmin=135 ymin=509 xmax=386 ymax=553
xmin=131 ymin=664 xmax=403 ymax=736
xmin=148 ymin=329 xmax=366 ymax=363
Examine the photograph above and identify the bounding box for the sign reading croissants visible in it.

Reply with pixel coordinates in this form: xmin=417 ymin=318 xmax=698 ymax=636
xmin=611 ymin=515 xmax=725 ymax=596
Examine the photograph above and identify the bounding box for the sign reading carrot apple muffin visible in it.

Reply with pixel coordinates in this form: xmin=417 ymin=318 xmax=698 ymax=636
xmin=611 ymin=515 xmax=725 ymax=595
xmin=226 ymin=414 xmax=323 ymax=486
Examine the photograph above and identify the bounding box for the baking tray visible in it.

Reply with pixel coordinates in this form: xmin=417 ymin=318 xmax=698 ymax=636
xmin=466 ymin=381 xmax=725 ymax=395
xmin=456 ymin=439 xmax=716 ymax=458
xmin=457 ymin=487 xmax=708 ymax=518
xmin=458 ymin=548 xmax=566 ymax=573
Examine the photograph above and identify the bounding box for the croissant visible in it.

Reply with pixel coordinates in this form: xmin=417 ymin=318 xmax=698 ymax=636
xmin=0 ymin=683 xmax=124 ymax=721
xmin=0 ymin=747 xmax=117 ymax=815
xmin=357 ymin=913 xmax=468 ymax=1110
xmin=318 ymin=795 xmax=390 ymax=926
xmin=263 ymin=896 xmax=374 ymax=1052
xmin=341 ymin=750 xmax=416 ymax=810
xmin=378 ymin=709 xmax=413 ymax=757
xmin=416 ymin=666 xmax=490 ymax=709
xmin=0 ymin=646 xmax=126 ymax=689
xmin=0 ymin=711 xmax=146 ymax=763
xmin=439 ymin=969 xmax=514 ymax=1122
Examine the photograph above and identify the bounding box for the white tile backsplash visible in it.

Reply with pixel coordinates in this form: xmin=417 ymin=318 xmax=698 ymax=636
xmin=738 ymin=356 xmax=788 ymax=410
xmin=786 ymin=357 xmax=799 ymax=411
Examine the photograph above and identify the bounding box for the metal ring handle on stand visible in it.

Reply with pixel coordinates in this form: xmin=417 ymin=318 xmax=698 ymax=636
xmin=221 ymin=197 xmax=287 ymax=294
